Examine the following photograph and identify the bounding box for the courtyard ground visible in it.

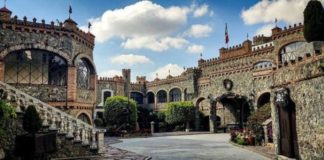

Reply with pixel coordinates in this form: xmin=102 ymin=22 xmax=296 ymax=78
xmin=110 ymin=133 xmax=271 ymax=160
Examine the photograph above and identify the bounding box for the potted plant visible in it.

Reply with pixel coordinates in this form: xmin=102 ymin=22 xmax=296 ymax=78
xmin=15 ymin=105 xmax=57 ymax=159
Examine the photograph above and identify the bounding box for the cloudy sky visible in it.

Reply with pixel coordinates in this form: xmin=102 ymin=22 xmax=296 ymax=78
xmin=5 ymin=0 xmax=323 ymax=81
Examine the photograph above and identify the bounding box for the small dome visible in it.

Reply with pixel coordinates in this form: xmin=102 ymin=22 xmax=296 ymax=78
xmin=0 ymin=7 xmax=11 ymax=13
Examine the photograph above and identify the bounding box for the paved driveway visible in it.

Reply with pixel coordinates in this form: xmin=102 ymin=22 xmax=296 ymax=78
xmin=110 ymin=133 xmax=270 ymax=160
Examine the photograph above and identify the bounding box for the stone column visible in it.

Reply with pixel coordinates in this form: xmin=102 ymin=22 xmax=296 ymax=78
xmin=195 ymin=106 xmax=200 ymax=131
xmin=208 ymin=94 xmax=217 ymax=133
xmin=97 ymin=130 xmax=105 ymax=153
xmin=67 ymin=66 xmax=77 ymax=102
xmin=150 ymin=121 xmax=155 ymax=134
xmin=154 ymin=95 xmax=158 ymax=111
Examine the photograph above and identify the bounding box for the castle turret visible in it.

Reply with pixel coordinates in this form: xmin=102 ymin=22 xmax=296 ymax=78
xmin=0 ymin=6 xmax=12 ymax=21
xmin=122 ymin=69 xmax=131 ymax=96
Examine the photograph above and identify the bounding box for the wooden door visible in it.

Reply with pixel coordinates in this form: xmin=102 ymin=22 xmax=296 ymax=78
xmin=278 ymin=103 xmax=298 ymax=158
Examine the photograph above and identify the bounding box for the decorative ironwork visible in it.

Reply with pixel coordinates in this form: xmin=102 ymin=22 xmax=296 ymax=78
xmin=4 ymin=50 xmax=67 ymax=86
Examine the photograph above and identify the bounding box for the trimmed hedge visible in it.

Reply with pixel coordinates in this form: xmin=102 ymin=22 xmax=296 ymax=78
xmin=104 ymin=96 xmax=137 ymax=131
xmin=165 ymin=101 xmax=195 ymax=128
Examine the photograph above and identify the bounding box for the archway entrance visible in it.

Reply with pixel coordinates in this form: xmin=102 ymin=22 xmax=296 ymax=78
xmin=77 ymin=113 xmax=91 ymax=125
xmin=195 ymin=97 xmax=209 ymax=131
xmin=217 ymin=93 xmax=251 ymax=129
xmin=274 ymin=88 xmax=298 ymax=158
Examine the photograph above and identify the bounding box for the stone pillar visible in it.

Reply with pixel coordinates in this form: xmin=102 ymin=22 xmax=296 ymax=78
xmin=195 ymin=106 xmax=200 ymax=131
xmin=67 ymin=66 xmax=77 ymax=102
xmin=154 ymin=95 xmax=158 ymax=111
xmin=97 ymin=130 xmax=105 ymax=153
xmin=150 ymin=121 xmax=155 ymax=134
xmin=271 ymin=90 xmax=280 ymax=155
xmin=208 ymin=95 xmax=217 ymax=133
xmin=0 ymin=61 xmax=4 ymax=82
xmin=263 ymin=125 xmax=268 ymax=143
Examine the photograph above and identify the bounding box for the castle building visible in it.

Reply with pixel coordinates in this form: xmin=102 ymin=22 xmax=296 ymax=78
xmin=0 ymin=6 xmax=97 ymax=124
xmin=0 ymin=3 xmax=323 ymax=160
xmin=96 ymin=23 xmax=324 ymax=159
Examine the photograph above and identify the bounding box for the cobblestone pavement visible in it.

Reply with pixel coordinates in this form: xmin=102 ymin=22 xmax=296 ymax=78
xmin=110 ymin=133 xmax=271 ymax=160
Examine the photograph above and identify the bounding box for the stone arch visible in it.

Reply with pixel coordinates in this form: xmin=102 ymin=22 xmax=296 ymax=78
xmin=76 ymin=111 xmax=92 ymax=125
xmin=257 ymin=92 xmax=271 ymax=108
xmin=157 ymin=89 xmax=167 ymax=103
xmin=169 ymin=87 xmax=182 ymax=102
xmin=73 ymin=53 xmax=96 ymax=73
xmin=0 ymin=43 xmax=72 ymax=65
xmin=277 ymin=40 xmax=307 ymax=64
xmin=130 ymin=91 xmax=144 ymax=105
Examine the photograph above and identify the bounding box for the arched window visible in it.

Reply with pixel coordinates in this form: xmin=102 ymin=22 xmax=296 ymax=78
xmin=169 ymin=88 xmax=181 ymax=102
xmin=280 ymin=41 xmax=307 ymax=63
xmin=77 ymin=113 xmax=91 ymax=124
xmin=77 ymin=58 xmax=92 ymax=89
xmin=4 ymin=50 xmax=67 ymax=85
xmin=103 ymin=91 xmax=112 ymax=102
xmin=147 ymin=92 xmax=155 ymax=104
xmin=254 ymin=61 xmax=273 ymax=69
xmin=130 ymin=92 xmax=144 ymax=104
xmin=157 ymin=90 xmax=167 ymax=103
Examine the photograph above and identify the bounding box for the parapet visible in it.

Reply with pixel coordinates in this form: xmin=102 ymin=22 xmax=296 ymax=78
xmin=219 ymin=40 xmax=252 ymax=60
xmin=0 ymin=13 xmax=95 ymax=48
xmin=271 ymin=23 xmax=303 ymax=40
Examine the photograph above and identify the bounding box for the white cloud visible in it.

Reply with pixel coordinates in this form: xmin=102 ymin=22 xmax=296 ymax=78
xmin=87 ymin=1 xmax=190 ymax=43
xmin=193 ymin=4 xmax=209 ymax=17
xmin=185 ymin=24 xmax=213 ymax=38
xmin=187 ymin=44 xmax=204 ymax=54
xmin=98 ymin=70 xmax=122 ymax=78
xmin=122 ymin=36 xmax=189 ymax=52
xmin=148 ymin=64 xmax=184 ymax=80
xmin=241 ymin=0 xmax=320 ymax=25
xmin=255 ymin=24 xmax=275 ymax=37
xmin=111 ymin=54 xmax=152 ymax=66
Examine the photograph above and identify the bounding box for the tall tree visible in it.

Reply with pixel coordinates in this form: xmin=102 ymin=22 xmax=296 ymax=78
xmin=304 ymin=0 xmax=324 ymax=42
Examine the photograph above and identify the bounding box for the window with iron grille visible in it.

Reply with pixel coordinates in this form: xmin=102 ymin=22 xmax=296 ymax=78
xmin=4 ymin=50 xmax=67 ymax=85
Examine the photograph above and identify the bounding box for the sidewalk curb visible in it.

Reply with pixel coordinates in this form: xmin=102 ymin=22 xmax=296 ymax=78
xmin=229 ymin=141 xmax=274 ymax=160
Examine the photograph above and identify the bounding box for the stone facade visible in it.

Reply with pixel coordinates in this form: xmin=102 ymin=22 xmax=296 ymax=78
xmin=0 ymin=7 xmax=96 ymax=123
xmin=96 ymin=22 xmax=324 ymax=159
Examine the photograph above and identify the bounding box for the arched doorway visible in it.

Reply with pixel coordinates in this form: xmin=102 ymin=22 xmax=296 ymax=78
xmin=157 ymin=90 xmax=167 ymax=103
xmin=130 ymin=91 xmax=144 ymax=105
xmin=147 ymin=92 xmax=155 ymax=104
xmin=274 ymin=88 xmax=298 ymax=158
xmin=217 ymin=93 xmax=251 ymax=129
xmin=196 ymin=97 xmax=209 ymax=131
xmin=77 ymin=113 xmax=91 ymax=124
xmin=169 ymin=88 xmax=181 ymax=102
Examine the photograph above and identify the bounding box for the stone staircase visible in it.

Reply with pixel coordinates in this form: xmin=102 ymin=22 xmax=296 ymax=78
xmin=0 ymin=81 xmax=105 ymax=155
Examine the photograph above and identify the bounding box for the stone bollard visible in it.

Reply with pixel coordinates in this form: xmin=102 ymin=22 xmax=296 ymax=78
xmin=97 ymin=129 xmax=106 ymax=154
xmin=150 ymin=121 xmax=155 ymax=135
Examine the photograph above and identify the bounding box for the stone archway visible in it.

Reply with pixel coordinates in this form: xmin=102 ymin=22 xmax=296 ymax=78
xmin=274 ymin=88 xmax=299 ymax=158
xmin=195 ymin=97 xmax=209 ymax=131
xmin=77 ymin=112 xmax=92 ymax=125
xmin=216 ymin=93 xmax=251 ymax=129
xmin=257 ymin=92 xmax=270 ymax=108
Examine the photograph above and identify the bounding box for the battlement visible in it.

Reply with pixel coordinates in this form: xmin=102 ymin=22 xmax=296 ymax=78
xmin=147 ymin=74 xmax=187 ymax=87
xmin=98 ymin=76 xmax=124 ymax=83
xmin=253 ymin=34 xmax=272 ymax=45
xmin=219 ymin=40 xmax=252 ymax=60
xmin=0 ymin=14 xmax=95 ymax=48
xmin=272 ymin=23 xmax=303 ymax=40
xmin=136 ymin=76 xmax=147 ymax=84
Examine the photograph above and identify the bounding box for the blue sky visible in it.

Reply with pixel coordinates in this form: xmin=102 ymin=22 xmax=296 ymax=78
xmin=4 ymin=0 xmax=318 ymax=81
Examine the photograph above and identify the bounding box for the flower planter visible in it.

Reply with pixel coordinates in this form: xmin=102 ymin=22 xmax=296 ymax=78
xmin=15 ymin=131 xmax=57 ymax=159
xmin=247 ymin=136 xmax=255 ymax=145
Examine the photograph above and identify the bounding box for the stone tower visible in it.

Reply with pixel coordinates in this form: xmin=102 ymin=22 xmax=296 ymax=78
xmin=122 ymin=69 xmax=131 ymax=97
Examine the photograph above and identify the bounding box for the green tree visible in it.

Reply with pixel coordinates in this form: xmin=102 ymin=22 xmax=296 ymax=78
xmin=23 ymin=105 xmax=42 ymax=134
xmin=104 ymin=96 xmax=137 ymax=131
xmin=303 ymin=0 xmax=324 ymax=42
xmin=165 ymin=101 xmax=195 ymax=131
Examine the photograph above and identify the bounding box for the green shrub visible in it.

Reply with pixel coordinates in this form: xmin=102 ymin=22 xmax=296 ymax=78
xmin=104 ymin=96 xmax=137 ymax=131
xmin=23 ymin=105 xmax=42 ymax=134
xmin=236 ymin=137 xmax=247 ymax=145
xmin=304 ymin=0 xmax=324 ymax=42
xmin=247 ymin=103 xmax=271 ymax=141
xmin=94 ymin=118 xmax=103 ymax=127
xmin=165 ymin=101 xmax=195 ymax=130
xmin=0 ymin=100 xmax=16 ymax=149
